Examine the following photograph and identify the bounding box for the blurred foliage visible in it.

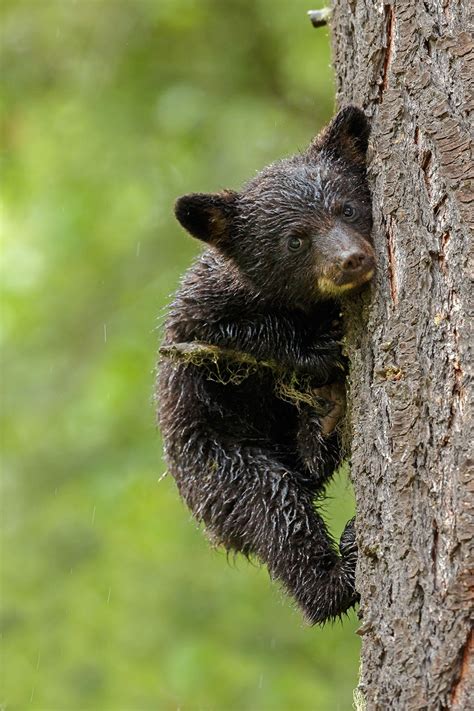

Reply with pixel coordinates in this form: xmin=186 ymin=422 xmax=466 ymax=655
xmin=1 ymin=0 xmax=360 ymax=709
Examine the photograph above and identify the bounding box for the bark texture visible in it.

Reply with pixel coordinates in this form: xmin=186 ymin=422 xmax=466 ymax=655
xmin=330 ymin=1 xmax=473 ymax=708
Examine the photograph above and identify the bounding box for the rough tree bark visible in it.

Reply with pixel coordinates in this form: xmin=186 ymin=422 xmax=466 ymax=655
xmin=329 ymin=1 xmax=473 ymax=708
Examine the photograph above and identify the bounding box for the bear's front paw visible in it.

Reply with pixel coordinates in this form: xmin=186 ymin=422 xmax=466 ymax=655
xmin=312 ymin=381 xmax=346 ymax=436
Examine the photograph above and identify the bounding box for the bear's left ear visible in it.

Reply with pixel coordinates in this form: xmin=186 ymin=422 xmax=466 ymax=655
xmin=309 ymin=106 xmax=370 ymax=164
xmin=174 ymin=190 xmax=238 ymax=246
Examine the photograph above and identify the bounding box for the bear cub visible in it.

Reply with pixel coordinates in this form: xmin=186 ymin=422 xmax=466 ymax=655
xmin=157 ymin=106 xmax=374 ymax=624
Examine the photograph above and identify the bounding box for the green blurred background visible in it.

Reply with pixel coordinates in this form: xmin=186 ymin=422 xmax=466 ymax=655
xmin=1 ymin=1 xmax=360 ymax=708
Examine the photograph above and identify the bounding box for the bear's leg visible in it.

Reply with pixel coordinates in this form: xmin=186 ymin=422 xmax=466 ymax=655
xmin=174 ymin=441 xmax=358 ymax=624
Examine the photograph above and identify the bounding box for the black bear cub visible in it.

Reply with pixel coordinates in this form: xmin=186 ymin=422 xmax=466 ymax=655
xmin=157 ymin=106 xmax=374 ymax=624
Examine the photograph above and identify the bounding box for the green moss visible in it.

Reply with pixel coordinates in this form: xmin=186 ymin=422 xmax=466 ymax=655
xmin=353 ymin=686 xmax=367 ymax=711
xmin=160 ymin=341 xmax=326 ymax=409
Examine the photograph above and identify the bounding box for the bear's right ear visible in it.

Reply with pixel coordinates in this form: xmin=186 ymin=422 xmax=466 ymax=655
xmin=174 ymin=191 xmax=238 ymax=246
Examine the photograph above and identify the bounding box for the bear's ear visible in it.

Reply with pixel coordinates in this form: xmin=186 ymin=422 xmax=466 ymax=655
xmin=174 ymin=191 xmax=238 ymax=245
xmin=309 ymin=106 xmax=370 ymax=164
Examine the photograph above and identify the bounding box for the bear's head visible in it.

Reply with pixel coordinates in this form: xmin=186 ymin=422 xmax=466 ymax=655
xmin=174 ymin=106 xmax=375 ymax=307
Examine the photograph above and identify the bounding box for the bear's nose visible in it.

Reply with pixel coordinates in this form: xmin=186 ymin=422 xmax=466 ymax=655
xmin=341 ymin=251 xmax=368 ymax=272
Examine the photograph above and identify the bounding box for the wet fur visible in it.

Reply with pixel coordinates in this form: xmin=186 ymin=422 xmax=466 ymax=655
xmin=157 ymin=107 xmax=373 ymax=623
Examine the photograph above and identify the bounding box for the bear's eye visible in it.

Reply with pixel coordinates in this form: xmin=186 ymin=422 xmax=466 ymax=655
xmin=287 ymin=236 xmax=304 ymax=252
xmin=342 ymin=203 xmax=357 ymax=220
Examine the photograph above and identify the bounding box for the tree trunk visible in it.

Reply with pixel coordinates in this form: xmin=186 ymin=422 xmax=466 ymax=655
xmin=330 ymin=1 xmax=473 ymax=708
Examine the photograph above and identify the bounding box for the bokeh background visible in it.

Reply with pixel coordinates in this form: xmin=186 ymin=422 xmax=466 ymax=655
xmin=1 ymin=1 xmax=360 ymax=708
